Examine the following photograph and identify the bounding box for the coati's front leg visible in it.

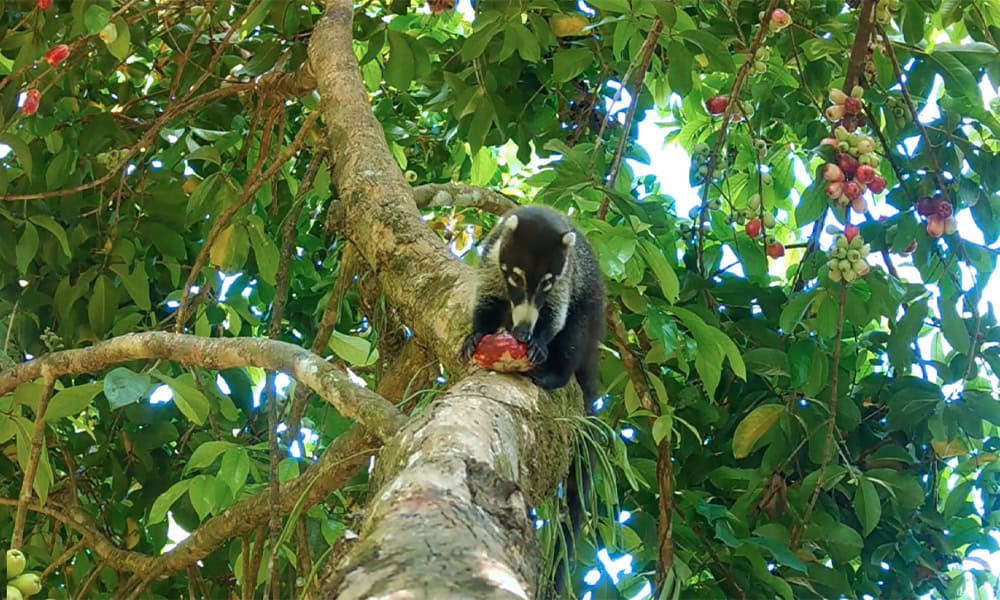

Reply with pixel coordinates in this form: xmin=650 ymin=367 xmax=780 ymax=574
xmin=525 ymin=307 xmax=581 ymax=391
xmin=461 ymin=295 xmax=509 ymax=360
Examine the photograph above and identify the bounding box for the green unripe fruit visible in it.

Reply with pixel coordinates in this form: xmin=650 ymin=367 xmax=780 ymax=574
xmin=761 ymin=173 xmax=773 ymax=186
xmin=10 ymin=573 xmax=42 ymax=596
xmin=839 ymin=259 xmax=851 ymax=272
xmin=836 ymin=235 xmax=849 ymax=249
xmin=748 ymin=193 xmax=761 ymax=209
xmin=754 ymin=61 xmax=767 ymax=73
xmin=829 ymin=268 xmax=843 ymax=282
xmin=843 ymin=268 xmax=857 ymax=282
xmin=849 ymin=236 xmax=864 ymax=249
xmin=7 ymin=585 xmax=24 ymax=600
xmin=698 ymin=165 xmax=710 ymax=176
xmin=763 ymin=213 xmax=776 ymax=228
xmin=828 ymin=258 xmax=840 ymax=270
xmin=7 ymin=549 xmax=26 ymax=577
xmin=847 ymin=249 xmax=860 ymax=261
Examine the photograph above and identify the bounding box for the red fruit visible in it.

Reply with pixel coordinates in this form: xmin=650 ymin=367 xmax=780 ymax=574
xmin=844 ymin=96 xmax=863 ymax=115
xmin=472 ymin=332 xmax=533 ymax=373
xmin=21 ymin=89 xmax=40 ymax=115
xmin=825 ymin=181 xmax=844 ymax=200
xmin=770 ymin=8 xmax=792 ymax=30
xmin=820 ymin=137 xmax=838 ymax=148
xmin=745 ymin=218 xmax=762 ymax=238
xmin=926 ymin=216 xmax=945 ymax=237
xmin=902 ymin=240 xmax=917 ymax=254
xmin=36 ymin=0 xmax=52 ymax=7
xmin=844 ymin=224 xmax=860 ymax=242
xmin=855 ymin=165 xmax=876 ymax=185
xmin=706 ymin=95 xmax=729 ymax=115
xmin=766 ymin=242 xmax=785 ymax=258
xmin=836 ymin=153 xmax=859 ymax=177
xmin=936 ymin=201 xmax=953 ymax=218
xmin=843 ymin=180 xmax=863 ymax=201
xmin=45 ymin=44 xmax=70 ymax=67
xmin=916 ymin=197 xmax=936 ymax=216
xmin=868 ymin=175 xmax=887 ymax=194
xmin=822 ymin=163 xmax=845 ymax=182
xmin=427 ymin=0 xmax=455 ymax=13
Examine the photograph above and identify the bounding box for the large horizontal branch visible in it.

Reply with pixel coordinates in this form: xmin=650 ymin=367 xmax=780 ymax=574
xmin=0 ymin=332 xmax=404 ymax=442
xmin=412 ymin=183 xmax=518 ymax=216
xmin=0 ymin=427 xmax=378 ymax=583
xmin=307 ymin=2 xmax=475 ymax=374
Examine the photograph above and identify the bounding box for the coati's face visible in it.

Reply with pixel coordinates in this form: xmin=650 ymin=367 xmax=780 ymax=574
xmin=496 ymin=213 xmax=575 ymax=342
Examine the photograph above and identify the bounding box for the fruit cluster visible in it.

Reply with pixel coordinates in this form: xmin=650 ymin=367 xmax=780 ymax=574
xmin=820 ymin=126 xmax=887 ymax=214
xmin=690 ymin=142 xmax=727 ymax=183
xmin=824 ymin=84 xmax=868 ymax=134
xmin=6 ymin=549 xmax=46 ymax=600
xmin=752 ymin=47 xmax=771 ymax=75
xmin=916 ymin=193 xmax=957 ymax=238
xmin=825 ymin=225 xmax=871 ymax=283
xmin=95 ymin=148 xmax=129 ymax=170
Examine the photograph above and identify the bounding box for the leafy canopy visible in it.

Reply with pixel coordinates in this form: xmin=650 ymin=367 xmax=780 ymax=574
xmin=2 ymin=0 xmax=1000 ymax=599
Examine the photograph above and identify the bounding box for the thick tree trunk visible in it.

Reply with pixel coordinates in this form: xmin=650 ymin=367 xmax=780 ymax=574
xmin=318 ymin=374 xmax=577 ymax=599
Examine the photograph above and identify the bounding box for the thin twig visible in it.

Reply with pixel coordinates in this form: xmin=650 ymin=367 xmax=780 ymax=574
xmin=12 ymin=373 xmax=55 ymax=548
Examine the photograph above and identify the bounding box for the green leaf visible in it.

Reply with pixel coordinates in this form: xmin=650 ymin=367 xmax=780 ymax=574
xmin=106 ymin=17 xmax=132 ymax=61
xmin=46 ymin=382 xmax=103 ymax=421
xmin=0 ymin=134 xmax=34 ymax=182
xmin=153 ymin=372 xmax=210 ymax=425
xmin=926 ymin=49 xmax=981 ymax=102
xmin=824 ymin=522 xmax=864 ymax=563
xmin=83 ymin=4 xmax=111 ymax=34
xmin=219 ymin=448 xmax=251 ymax=494
xmin=149 ymin=479 xmax=192 ymax=524
xmin=963 ymin=390 xmax=1000 ymax=426
xmin=666 ymin=41 xmax=693 ymax=96
xmin=748 ymin=537 xmax=807 ymax=573
xmin=732 ymin=404 xmax=784 ymax=459
xmin=104 ymin=367 xmax=151 ymax=410
xmin=16 ymin=221 xmax=39 ymax=275
xmin=509 ymin=23 xmax=540 ymax=62
xmin=470 ymin=146 xmax=498 ymax=187
xmin=943 ymin=479 xmax=973 ymax=519
xmin=638 ymin=240 xmax=680 ymax=303
xmin=675 ymin=30 xmax=736 ymax=72
xmin=385 ymin=30 xmax=415 ymax=90
xmin=938 ymin=295 xmax=971 ymax=354
xmin=780 ymin=290 xmax=817 ymax=334
xmin=743 ymin=348 xmax=790 ymax=377
xmin=87 ymin=275 xmax=115 ymax=335
xmin=110 ymin=264 xmax=152 ymax=312
xmin=185 ymin=441 xmax=238 ymax=474
xmin=553 ymin=48 xmax=594 ymax=82
xmin=29 ymin=215 xmax=72 ymax=257
xmin=328 ymin=330 xmax=378 ymax=367
xmin=652 ymin=413 xmax=673 ymax=444
xmin=794 ymin=181 xmax=827 ymax=226
xmin=246 ymin=216 xmax=279 ymax=286
xmin=854 ymin=477 xmax=881 ymax=536
xmin=188 ymin=474 xmax=224 ymax=521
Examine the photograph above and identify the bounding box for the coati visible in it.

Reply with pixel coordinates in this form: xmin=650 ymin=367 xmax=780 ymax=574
xmin=461 ymin=204 xmax=607 ymax=595
xmin=461 ymin=205 xmax=606 ymax=401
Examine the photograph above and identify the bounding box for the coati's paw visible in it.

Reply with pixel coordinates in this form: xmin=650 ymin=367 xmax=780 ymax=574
xmin=526 ymin=339 xmax=549 ymax=365
xmin=461 ymin=333 xmax=484 ymax=361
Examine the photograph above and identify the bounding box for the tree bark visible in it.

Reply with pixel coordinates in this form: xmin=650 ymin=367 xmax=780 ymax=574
xmin=318 ymin=374 xmax=577 ymax=599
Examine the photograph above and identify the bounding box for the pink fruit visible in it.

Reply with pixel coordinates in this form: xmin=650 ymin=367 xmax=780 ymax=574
xmin=843 ymin=181 xmax=863 ymax=201
xmin=868 ymin=175 xmax=887 ymax=194
xmin=844 ymin=224 xmax=860 ymax=242
xmin=826 ymin=104 xmax=846 ymax=121
xmin=926 ymin=216 xmax=945 ymax=237
xmin=855 ymin=165 xmax=876 ymax=185
xmin=44 ymin=44 xmax=70 ymax=67
xmin=836 ymin=153 xmax=859 ymax=177
xmin=36 ymin=0 xmax=51 ymax=8
xmin=820 ymin=137 xmax=838 ymax=148
xmin=944 ymin=216 xmax=957 ymax=235
xmin=825 ymin=181 xmax=844 ymax=199
xmin=745 ymin=218 xmax=762 ymax=238
xmin=851 ymin=195 xmax=868 ymax=213
xmin=706 ymin=96 xmax=728 ymax=115
xmin=823 ymin=163 xmax=845 ymax=182
xmin=766 ymin=242 xmax=785 ymax=258
xmin=473 ymin=333 xmax=533 ymax=372
xmin=844 ymin=96 xmax=863 ymax=115
xmin=770 ymin=8 xmax=792 ymax=30
xmin=936 ymin=201 xmax=953 ymax=218
xmin=22 ymin=89 xmax=41 ymax=115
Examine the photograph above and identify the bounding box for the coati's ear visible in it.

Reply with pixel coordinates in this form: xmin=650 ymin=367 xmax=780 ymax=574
xmin=562 ymin=231 xmax=576 ymax=247
xmin=503 ymin=215 xmax=519 ymax=233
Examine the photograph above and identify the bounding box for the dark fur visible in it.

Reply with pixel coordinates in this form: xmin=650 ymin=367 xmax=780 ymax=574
xmin=461 ymin=205 xmax=606 ymax=596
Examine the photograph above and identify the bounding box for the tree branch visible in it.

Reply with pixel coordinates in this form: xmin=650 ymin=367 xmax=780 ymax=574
xmin=0 ymin=332 xmax=404 ymax=442
xmin=412 ymin=183 xmax=518 ymax=216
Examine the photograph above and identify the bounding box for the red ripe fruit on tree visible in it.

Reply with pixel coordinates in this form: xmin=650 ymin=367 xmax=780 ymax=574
xmin=21 ymin=89 xmax=41 ymax=115
xmin=916 ymin=197 xmax=935 ymax=216
xmin=472 ymin=332 xmax=533 ymax=373
xmin=706 ymin=95 xmax=729 ymax=115
xmin=844 ymin=96 xmax=863 ymax=115
xmin=936 ymin=201 xmax=953 ymax=218
xmin=836 ymin=153 xmax=859 ymax=177
xmin=427 ymin=0 xmax=455 ymax=14
xmin=770 ymin=8 xmax=792 ymax=30
xmin=844 ymin=224 xmax=860 ymax=242
xmin=868 ymin=175 xmax=887 ymax=194
xmin=745 ymin=218 xmax=762 ymax=238
xmin=45 ymin=44 xmax=70 ymax=67
xmin=825 ymin=181 xmax=844 ymax=200
xmin=926 ymin=216 xmax=945 ymax=238
xmin=766 ymin=242 xmax=785 ymax=258
xmin=843 ymin=181 xmax=863 ymax=201
xmin=855 ymin=164 xmax=876 ymax=185
xmin=36 ymin=0 xmax=52 ymax=8
xmin=903 ymin=240 xmax=917 ymax=254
